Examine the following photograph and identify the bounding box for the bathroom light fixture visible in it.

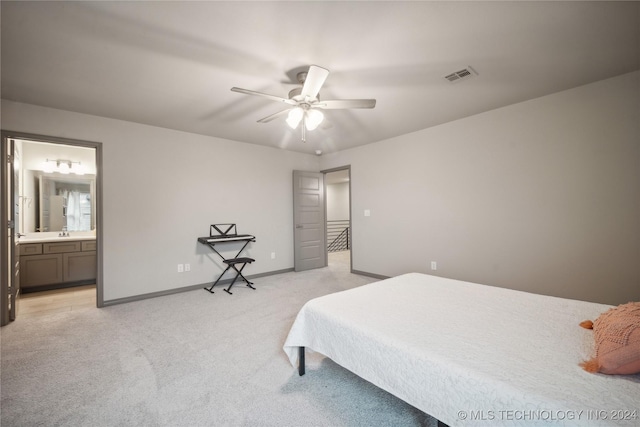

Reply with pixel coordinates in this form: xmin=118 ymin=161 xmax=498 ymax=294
xmin=58 ymin=161 xmax=71 ymax=174
xmin=41 ymin=159 xmax=84 ymax=175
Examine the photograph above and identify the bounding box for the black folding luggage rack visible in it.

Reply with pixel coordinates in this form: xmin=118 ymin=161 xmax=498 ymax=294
xmin=197 ymin=224 xmax=256 ymax=295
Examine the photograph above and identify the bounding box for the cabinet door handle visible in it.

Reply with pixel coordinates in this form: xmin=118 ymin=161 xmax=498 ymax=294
xmin=296 ymin=225 xmax=303 ymax=229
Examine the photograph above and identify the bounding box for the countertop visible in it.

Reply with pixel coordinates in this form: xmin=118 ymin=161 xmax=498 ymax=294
xmin=18 ymin=232 xmax=96 ymax=244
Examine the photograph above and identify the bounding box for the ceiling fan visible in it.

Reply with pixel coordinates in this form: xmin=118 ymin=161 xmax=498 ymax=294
xmin=231 ymin=65 xmax=376 ymax=142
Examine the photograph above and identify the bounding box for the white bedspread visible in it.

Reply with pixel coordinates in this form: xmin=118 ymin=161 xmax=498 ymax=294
xmin=283 ymin=273 xmax=640 ymax=426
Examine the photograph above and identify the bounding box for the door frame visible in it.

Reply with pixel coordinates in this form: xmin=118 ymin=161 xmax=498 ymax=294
xmin=321 ymin=165 xmax=352 ymax=272
xmin=0 ymin=130 xmax=104 ymax=322
xmin=1 ymin=137 xmax=17 ymax=325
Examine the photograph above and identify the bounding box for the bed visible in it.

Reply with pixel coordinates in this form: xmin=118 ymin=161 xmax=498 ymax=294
xmin=283 ymin=273 xmax=640 ymax=426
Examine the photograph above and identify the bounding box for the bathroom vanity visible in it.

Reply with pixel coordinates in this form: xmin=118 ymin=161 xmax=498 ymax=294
xmin=19 ymin=234 xmax=96 ymax=292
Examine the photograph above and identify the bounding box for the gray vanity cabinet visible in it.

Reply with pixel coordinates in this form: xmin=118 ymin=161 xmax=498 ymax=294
xmin=20 ymin=240 xmax=96 ymax=289
xmin=63 ymin=251 xmax=96 ymax=282
xmin=19 ymin=251 xmax=64 ymax=287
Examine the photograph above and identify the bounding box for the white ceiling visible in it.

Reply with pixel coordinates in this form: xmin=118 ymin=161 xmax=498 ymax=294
xmin=1 ymin=1 xmax=638 ymax=155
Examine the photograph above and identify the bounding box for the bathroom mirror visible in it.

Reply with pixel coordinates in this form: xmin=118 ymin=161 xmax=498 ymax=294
xmin=28 ymin=171 xmax=96 ymax=232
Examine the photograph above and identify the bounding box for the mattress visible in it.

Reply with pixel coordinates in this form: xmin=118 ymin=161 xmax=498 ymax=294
xmin=283 ymin=273 xmax=640 ymax=426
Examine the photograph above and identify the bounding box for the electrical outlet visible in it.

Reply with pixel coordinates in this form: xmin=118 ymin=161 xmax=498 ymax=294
xmin=184 ymin=263 xmax=190 ymax=272
xmin=271 ymin=252 xmax=276 ymax=259
xmin=431 ymin=261 xmax=437 ymax=271
xmin=177 ymin=264 xmax=184 ymax=273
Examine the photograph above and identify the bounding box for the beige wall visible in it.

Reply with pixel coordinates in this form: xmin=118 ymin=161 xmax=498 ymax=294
xmin=3 ymin=71 xmax=638 ymax=305
xmin=1 ymin=100 xmax=319 ymax=301
xmin=326 ymin=182 xmax=349 ymax=221
xmin=321 ymin=71 xmax=640 ymax=305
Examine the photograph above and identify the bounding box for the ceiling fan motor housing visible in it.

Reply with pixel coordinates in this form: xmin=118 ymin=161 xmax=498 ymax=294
xmin=296 ymin=71 xmax=308 ymax=84
xmin=288 ymin=87 xmax=319 ymax=103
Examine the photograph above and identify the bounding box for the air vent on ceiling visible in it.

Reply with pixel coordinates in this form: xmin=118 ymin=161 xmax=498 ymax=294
xmin=444 ymin=66 xmax=477 ymax=83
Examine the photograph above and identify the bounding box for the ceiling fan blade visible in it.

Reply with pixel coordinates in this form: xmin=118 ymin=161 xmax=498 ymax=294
xmin=257 ymin=109 xmax=290 ymax=123
xmin=301 ymin=65 xmax=329 ymax=99
xmin=315 ymin=99 xmax=377 ymax=109
xmin=231 ymin=87 xmax=296 ymax=105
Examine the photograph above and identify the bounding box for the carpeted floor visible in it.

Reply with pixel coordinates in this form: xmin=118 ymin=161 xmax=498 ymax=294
xmin=1 ymin=251 xmax=436 ymax=426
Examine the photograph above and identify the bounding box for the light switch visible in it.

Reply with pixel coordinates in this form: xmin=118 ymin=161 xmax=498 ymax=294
xmin=364 ymin=209 xmax=371 ymax=217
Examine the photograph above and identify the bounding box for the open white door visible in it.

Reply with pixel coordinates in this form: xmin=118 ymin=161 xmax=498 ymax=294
xmin=293 ymin=170 xmax=326 ymax=271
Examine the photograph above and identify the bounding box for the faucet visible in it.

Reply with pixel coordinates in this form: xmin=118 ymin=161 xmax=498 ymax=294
xmin=59 ymin=226 xmax=70 ymax=237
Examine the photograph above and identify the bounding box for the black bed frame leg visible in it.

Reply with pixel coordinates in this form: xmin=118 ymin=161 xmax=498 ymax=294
xmin=298 ymin=347 xmax=305 ymax=376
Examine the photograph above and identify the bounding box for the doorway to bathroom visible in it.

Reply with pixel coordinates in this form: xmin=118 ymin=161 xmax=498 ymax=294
xmin=1 ymin=131 xmax=103 ymax=326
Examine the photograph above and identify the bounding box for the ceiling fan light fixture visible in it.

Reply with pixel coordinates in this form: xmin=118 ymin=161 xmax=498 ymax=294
xmin=305 ymin=109 xmax=324 ymax=131
xmin=286 ymin=107 xmax=304 ymax=129
xmin=231 ymin=65 xmax=375 ymax=142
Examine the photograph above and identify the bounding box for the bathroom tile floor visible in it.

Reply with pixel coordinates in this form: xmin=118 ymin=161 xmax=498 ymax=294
xmin=18 ymin=285 xmax=96 ymax=319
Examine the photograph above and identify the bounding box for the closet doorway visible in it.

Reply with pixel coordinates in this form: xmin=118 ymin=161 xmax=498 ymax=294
xmin=323 ymin=167 xmax=351 ymax=271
